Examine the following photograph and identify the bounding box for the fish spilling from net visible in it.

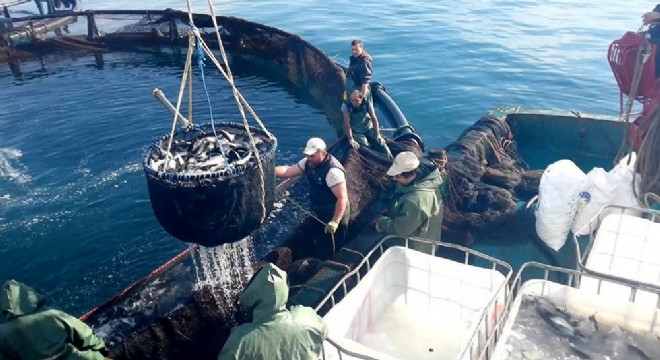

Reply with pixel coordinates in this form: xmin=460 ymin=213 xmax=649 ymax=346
xmin=147 ymin=132 xmax=267 ymax=175
xmin=503 ymin=295 xmax=660 ymax=360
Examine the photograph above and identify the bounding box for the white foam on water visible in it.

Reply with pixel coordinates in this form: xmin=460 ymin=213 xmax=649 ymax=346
xmin=0 ymin=147 xmax=31 ymax=184
xmin=0 ymin=162 xmax=141 ymax=233
xmin=193 ymin=237 xmax=255 ymax=314
xmin=358 ymin=300 xmax=469 ymax=360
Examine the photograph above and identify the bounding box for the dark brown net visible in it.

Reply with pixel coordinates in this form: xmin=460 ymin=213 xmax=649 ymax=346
xmin=431 ymin=115 xmax=541 ymax=233
xmin=54 ymin=10 xmax=426 ymax=357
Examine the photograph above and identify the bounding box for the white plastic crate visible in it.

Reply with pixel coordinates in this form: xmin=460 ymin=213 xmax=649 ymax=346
xmin=322 ymin=246 xmax=508 ymax=360
xmin=579 ymin=212 xmax=660 ymax=307
xmin=493 ymin=265 xmax=660 ymax=360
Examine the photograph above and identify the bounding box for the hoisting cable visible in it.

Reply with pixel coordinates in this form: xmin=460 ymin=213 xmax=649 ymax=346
xmin=165 ymin=34 xmax=195 ymax=155
xmin=188 ymin=47 xmax=194 ymax=126
xmin=186 ymin=0 xmax=271 ymax=222
xmin=194 ymin=36 xmax=228 ymax=158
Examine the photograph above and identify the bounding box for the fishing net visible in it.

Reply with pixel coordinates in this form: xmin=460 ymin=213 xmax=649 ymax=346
xmin=70 ymin=10 xmax=421 ymax=355
xmin=102 ymin=138 xmax=421 ymax=359
xmin=144 ymin=123 xmax=277 ymax=247
xmin=433 ymin=115 xmax=542 ymax=234
xmin=99 ymin=116 xmax=536 ymax=359
xmin=2 ymin=10 xmax=347 ymax=131
xmin=16 ymin=10 xmax=540 ymax=360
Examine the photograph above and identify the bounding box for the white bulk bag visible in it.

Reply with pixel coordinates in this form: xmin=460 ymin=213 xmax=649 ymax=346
xmin=535 ymin=160 xmax=587 ymax=251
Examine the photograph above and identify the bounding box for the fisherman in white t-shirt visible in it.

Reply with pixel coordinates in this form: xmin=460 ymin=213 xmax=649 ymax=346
xmin=275 ymin=138 xmax=350 ymax=258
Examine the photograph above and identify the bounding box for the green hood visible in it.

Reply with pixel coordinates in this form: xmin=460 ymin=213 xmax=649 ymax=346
xmin=395 ymin=161 xmax=442 ymax=194
xmin=1 ymin=280 xmax=45 ymax=320
xmin=240 ymin=263 xmax=289 ymax=323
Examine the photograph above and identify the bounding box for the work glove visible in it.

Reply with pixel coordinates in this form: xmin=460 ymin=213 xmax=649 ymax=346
xmin=349 ymin=139 xmax=360 ymax=150
xmin=376 ymin=133 xmax=387 ymax=145
xmin=324 ymin=220 xmax=339 ymax=235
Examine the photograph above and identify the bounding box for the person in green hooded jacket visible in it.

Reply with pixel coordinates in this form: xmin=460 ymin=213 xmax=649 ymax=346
xmin=0 ymin=280 xmax=109 ymax=360
xmin=375 ymin=151 xmax=443 ymax=253
xmin=217 ymin=263 xmax=327 ymax=360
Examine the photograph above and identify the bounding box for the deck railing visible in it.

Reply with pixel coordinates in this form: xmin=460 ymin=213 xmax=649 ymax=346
xmin=316 ymin=236 xmax=513 ymax=360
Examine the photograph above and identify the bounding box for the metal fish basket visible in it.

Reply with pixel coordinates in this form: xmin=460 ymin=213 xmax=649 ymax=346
xmin=142 ymin=122 xmax=277 ymax=247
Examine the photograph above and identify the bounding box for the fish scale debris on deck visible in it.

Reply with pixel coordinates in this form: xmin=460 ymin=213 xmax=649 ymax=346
xmin=147 ymin=130 xmax=266 ymax=175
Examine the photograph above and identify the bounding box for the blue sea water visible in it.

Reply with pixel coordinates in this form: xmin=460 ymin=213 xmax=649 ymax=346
xmin=0 ymin=0 xmax=651 ymax=315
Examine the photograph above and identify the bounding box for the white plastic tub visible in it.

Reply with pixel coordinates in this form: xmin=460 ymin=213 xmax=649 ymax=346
xmin=493 ymin=271 xmax=660 ymax=360
xmin=322 ymin=246 xmax=508 ymax=360
xmin=579 ymin=212 xmax=660 ymax=307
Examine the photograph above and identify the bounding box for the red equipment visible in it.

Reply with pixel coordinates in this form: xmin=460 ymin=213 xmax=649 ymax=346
xmin=608 ymin=31 xmax=659 ymax=150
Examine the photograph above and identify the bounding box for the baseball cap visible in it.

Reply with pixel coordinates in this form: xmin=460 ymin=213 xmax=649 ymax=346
xmin=303 ymin=137 xmax=326 ymax=155
xmin=387 ymin=151 xmax=420 ymax=176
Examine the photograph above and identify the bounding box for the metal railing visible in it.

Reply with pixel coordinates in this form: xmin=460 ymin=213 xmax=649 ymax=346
xmin=513 ymin=261 xmax=660 ymax=300
xmin=490 ymin=261 xmax=660 ymax=359
xmin=316 ymin=235 xmax=513 ymax=360
xmin=571 ymin=204 xmax=660 ymax=293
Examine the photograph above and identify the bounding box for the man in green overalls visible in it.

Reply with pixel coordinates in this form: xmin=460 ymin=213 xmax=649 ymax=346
xmin=342 ymin=90 xmax=393 ymax=159
xmin=375 ymin=151 xmax=443 ymax=253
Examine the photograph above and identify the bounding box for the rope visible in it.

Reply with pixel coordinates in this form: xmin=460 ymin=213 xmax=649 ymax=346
xmin=644 ymin=192 xmax=660 ymax=208
xmin=634 ymin=106 xmax=660 ymax=205
xmin=192 ymin=36 xmax=274 ymax=139
xmin=195 ymin=37 xmax=227 ymax=158
xmin=615 ymin=33 xmax=651 ymax=164
xmin=199 ymin=2 xmax=267 ymax=222
xmin=286 ymin=196 xmax=336 ymax=253
xmin=188 ymin=51 xmax=193 ymax=126
xmin=186 ymin=0 xmax=272 ymax=222
xmin=165 ymin=34 xmax=195 ymax=154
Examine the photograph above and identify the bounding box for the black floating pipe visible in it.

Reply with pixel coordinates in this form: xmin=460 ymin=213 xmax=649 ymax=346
xmin=371 ymin=81 xmax=424 ymax=151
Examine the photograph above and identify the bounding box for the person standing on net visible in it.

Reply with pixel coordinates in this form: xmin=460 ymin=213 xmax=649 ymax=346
xmin=275 ymin=138 xmax=350 ymax=258
xmin=342 ymin=89 xmax=393 ymax=159
xmin=345 ymin=39 xmax=373 ymax=102
xmin=375 ymin=151 xmax=443 ymax=254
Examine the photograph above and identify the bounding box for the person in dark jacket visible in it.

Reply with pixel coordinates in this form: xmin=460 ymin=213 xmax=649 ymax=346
xmin=341 ymin=90 xmax=393 ymax=159
xmin=345 ymin=39 xmax=373 ymax=102
xmin=275 ymin=138 xmax=350 ymax=258
xmin=0 ymin=280 xmax=109 ymax=360
xmin=375 ymin=151 xmax=443 ymax=254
